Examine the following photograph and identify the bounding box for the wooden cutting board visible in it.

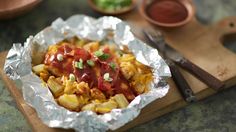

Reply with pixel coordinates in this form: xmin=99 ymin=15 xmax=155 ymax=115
xmin=1 ymin=10 xmax=236 ymax=132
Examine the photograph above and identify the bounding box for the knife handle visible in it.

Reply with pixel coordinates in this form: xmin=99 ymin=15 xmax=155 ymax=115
xmin=178 ymin=58 xmax=225 ymax=90
xmin=168 ymin=60 xmax=196 ymax=103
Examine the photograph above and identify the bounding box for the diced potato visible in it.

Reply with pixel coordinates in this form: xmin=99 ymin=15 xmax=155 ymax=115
xmin=77 ymin=95 xmax=89 ymax=107
xmin=132 ymin=73 xmax=153 ymax=94
xmin=64 ymin=80 xmax=90 ymax=97
xmin=75 ymin=39 xmax=86 ymax=47
xmin=133 ymin=83 xmax=145 ymax=94
xmin=32 ymin=64 xmax=46 ymax=75
xmin=119 ymin=54 xmax=135 ymax=62
xmin=47 ymin=44 xmax=58 ymax=54
xmin=120 ymin=61 xmax=136 ymax=79
xmin=39 ymin=72 xmax=49 ymax=82
xmin=61 ymin=76 xmax=68 ymax=85
xmin=64 ymin=80 xmax=77 ymax=94
xmin=58 ymin=94 xmax=79 ymax=110
xmin=44 ymin=64 xmax=63 ymax=77
xmin=83 ymin=41 xmax=99 ymax=52
xmin=91 ymin=99 xmax=103 ymax=104
xmin=47 ymin=76 xmax=64 ymax=97
xmin=96 ymin=99 xmax=118 ymax=113
xmin=90 ymin=88 xmax=106 ymax=101
xmin=113 ymin=94 xmax=129 ymax=108
xmin=81 ymin=103 xmax=96 ymax=112
xmin=76 ymin=82 xmax=90 ymax=97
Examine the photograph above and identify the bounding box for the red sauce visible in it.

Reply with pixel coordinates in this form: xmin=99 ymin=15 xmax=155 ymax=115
xmin=113 ymin=73 xmax=136 ymax=101
xmin=146 ymin=0 xmax=188 ymax=24
xmin=44 ymin=44 xmax=135 ymax=101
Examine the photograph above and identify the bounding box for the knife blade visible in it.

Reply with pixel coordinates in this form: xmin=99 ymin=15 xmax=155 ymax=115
xmin=143 ymin=29 xmax=225 ymax=90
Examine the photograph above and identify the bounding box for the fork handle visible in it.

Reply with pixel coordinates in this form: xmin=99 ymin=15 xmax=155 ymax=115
xmin=177 ymin=58 xmax=225 ymax=90
xmin=168 ymin=60 xmax=196 ymax=102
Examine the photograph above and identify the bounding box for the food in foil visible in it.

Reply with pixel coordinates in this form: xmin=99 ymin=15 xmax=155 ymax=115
xmin=32 ymin=37 xmax=153 ymax=113
xmin=4 ymin=15 xmax=170 ymax=131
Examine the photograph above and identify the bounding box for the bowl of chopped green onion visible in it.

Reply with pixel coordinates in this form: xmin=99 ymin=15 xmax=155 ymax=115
xmin=88 ymin=0 xmax=136 ymax=15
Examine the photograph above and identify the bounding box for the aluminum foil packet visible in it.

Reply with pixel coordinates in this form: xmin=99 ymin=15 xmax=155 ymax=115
xmin=4 ymin=15 xmax=171 ymax=132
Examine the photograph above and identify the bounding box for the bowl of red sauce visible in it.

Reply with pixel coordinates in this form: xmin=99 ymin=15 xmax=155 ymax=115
xmin=139 ymin=0 xmax=195 ymax=27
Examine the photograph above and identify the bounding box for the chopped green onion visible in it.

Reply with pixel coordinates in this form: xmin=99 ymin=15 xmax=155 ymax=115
xmin=103 ymin=73 xmax=113 ymax=82
xmin=100 ymin=53 xmax=110 ymax=60
xmin=87 ymin=60 xmax=95 ymax=67
xmin=94 ymin=0 xmax=132 ymax=11
xmin=75 ymin=59 xmax=83 ymax=69
xmin=69 ymin=73 xmax=75 ymax=81
xmin=94 ymin=50 xmax=110 ymax=60
xmin=109 ymin=62 xmax=116 ymax=70
xmin=94 ymin=50 xmax=104 ymax=57
xmin=57 ymin=54 xmax=63 ymax=61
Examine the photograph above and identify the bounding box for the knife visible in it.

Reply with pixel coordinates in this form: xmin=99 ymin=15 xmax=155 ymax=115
xmin=143 ymin=29 xmax=224 ymax=90
xmin=143 ymin=30 xmax=197 ymax=102
xmin=166 ymin=59 xmax=197 ymax=102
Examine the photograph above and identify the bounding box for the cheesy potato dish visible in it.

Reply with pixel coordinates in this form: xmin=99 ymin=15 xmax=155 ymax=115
xmin=32 ymin=37 xmax=153 ymax=113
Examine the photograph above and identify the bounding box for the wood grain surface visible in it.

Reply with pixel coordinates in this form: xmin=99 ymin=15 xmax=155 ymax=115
xmin=0 ymin=10 xmax=236 ymax=132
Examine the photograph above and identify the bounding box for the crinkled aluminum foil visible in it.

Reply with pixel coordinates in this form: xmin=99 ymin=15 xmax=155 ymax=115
xmin=4 ymin=15 xmax=171 ymax=132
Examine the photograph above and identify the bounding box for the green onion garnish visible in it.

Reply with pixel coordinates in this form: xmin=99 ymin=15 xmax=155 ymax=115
xmin=103 ymin=73 xmax=113 ymax=82
xmin=94 ymin=50 xmax=104 ymax=57
xmin=69 ymin=73 xmax=75 ymax=81
xmin=57 ymin=54 xmax=63 ymax=61
xmin=75 ymin=59 xmax=83 ymax=69
xmin=87 ymin=60 xmax=95 ymax=67
xmin=100 ymin=53 xmax=110 ymax=60
xmin=109 ymin=62 xmax=116 ymax=70
xmin=94 ymin=50 xmax=110 ymax=60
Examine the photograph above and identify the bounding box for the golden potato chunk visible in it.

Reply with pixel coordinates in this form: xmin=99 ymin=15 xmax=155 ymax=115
xmin=58 ymin=94 xmax=79 ymax=110
xmin=90 ymin=88 xmax=106 ymax=101
xmin=32 ymin=64 xmax=46 ymax=75
xmin=76 ymin=82 xmax=90 ymax=97
xmin=47 ymin=44 xmax=58 ymax=54
xmin=96 ymin=99 xmax=118 ymax=113
xmin=133 ymin=83 xmax=145 ymax=94
xmin=81 ymin=103 xmax=96 ymax=112
xmin=77 ymin=95 xmax=89 ymax=108
xmin=83 ymin=42 xmax=99 ymax=52
xmin=132 ymin=73 xmax=152 ymax=94
xmin=75 ymin=39 xmax=86 ymax=47
xmin=47 ymin=76 xmax=64 ymax=97
xmin=39 ymin=72 xmax=49 ymax=82
xmin=119 ymin=54 xmax=135 ymax=62
xmin=113 ymin=94 xmax=129 ymax=108
xmin=64 ymin=80 xmax=77 ymax=94
xmin=120 ymin=62 xmax=136 ymax=80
